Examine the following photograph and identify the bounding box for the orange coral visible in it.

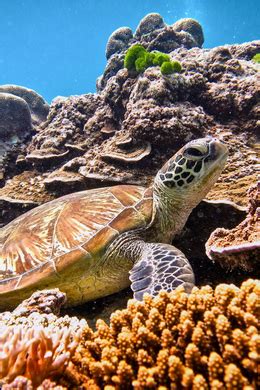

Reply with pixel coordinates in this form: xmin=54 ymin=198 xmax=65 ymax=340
xmin=66 ymin=279 xmax=259 ymax=389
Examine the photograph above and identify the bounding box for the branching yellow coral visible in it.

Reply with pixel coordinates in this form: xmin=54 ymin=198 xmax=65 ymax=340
xmin=66 ymin=279 xmax=259 ymax=389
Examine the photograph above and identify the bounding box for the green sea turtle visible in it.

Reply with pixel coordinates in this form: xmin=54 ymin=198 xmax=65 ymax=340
xmin=0 ymin=138 xmax=227 ymax=309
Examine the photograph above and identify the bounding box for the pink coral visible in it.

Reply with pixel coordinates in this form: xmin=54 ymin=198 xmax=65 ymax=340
xmin=0 ymin=324 xmax=81 ymax=386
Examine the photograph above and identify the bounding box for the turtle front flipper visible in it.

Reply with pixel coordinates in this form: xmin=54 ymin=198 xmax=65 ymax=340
xmin=129 ymin=243 xmax=195 ymax=300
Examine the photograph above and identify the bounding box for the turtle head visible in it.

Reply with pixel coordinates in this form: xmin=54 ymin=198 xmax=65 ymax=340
xmin=155 ymin=137 xmax=228 ymax=206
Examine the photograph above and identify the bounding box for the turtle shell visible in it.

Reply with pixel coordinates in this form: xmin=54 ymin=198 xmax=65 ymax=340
xmin=0 ymin=185 xmax=153 ymax=298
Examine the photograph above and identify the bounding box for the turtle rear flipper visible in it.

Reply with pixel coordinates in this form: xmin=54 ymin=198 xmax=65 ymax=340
xmin=129 ymin=243 xmax=195 ymax=300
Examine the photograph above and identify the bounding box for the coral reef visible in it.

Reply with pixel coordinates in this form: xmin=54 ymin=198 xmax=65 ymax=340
xmin=206 ymin=183 xmax=260 ymax=271
xmin=0 ymin=281 xmax=259 ymax=389
xmin=99 ymin=14 xmax=203 ymax=90
xmin=62 ymin=279 xmax=259 ymax=389
xmin=0 ymin=13 xmax=258 ymax=279
xmin=0 ymin=12 xmax=259 ymax=389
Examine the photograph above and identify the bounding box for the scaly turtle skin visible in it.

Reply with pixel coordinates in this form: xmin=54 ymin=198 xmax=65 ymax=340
xmin=0 ymin=138 xmax=228 ymax=309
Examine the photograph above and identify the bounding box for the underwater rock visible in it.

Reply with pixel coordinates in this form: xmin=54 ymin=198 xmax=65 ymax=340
xmin=206 ymin=183 xmax=260 ymax=272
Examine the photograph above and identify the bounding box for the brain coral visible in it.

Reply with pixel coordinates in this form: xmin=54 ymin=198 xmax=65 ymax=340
xmin=61 ymin=279 xmax=259 ymax=389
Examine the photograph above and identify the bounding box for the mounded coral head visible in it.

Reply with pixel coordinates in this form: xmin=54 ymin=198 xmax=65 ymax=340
xmin=106 ymin=27 xmax=133 ymax=60
xmin=135 ymin=13 xmax=165 ymax=37
xmin=172 ymin=18 xmax=204 ymax=47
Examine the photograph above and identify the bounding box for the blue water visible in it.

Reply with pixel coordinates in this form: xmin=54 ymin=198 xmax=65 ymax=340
xmin=0 ymin=0 xmax=259 ymax=102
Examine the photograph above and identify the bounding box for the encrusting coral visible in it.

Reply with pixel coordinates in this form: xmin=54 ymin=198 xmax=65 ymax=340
xmin=57 ymin=279 xmax=259 ymax=389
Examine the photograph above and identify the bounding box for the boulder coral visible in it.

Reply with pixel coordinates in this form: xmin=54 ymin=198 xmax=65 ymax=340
xmin=0 ymin=85 xmax=49 ymax=187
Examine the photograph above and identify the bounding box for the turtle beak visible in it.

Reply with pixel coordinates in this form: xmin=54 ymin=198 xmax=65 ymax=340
xmin=208 ymin=139 xmax=228 ymax=162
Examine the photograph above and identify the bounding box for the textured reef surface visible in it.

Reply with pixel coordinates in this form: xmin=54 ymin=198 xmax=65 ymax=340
xmin=0 ymin=13 xmax=259 ymax=389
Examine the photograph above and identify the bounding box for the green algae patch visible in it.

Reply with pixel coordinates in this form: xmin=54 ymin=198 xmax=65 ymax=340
xmin=252 ymin=53 xmax=260 ymax=63
xmin=124 ymin=44 xmax=182 ymax=76
xmin=161 ymin=60 xmax=182 ymax=75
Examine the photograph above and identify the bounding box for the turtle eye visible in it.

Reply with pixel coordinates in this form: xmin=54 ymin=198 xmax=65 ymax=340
xmin=185 ymin=147 xmax=205 ymax=157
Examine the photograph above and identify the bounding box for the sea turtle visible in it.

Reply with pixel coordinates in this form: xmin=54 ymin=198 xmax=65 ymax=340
xmin=0 ymin=138 xmax=227 ymax=310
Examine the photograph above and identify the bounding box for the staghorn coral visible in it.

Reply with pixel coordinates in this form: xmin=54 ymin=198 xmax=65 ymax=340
xmin=0 ymin=324 xmax=81 ymax=386
xmin=59 ymin=279 xmax=260 ymax=389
